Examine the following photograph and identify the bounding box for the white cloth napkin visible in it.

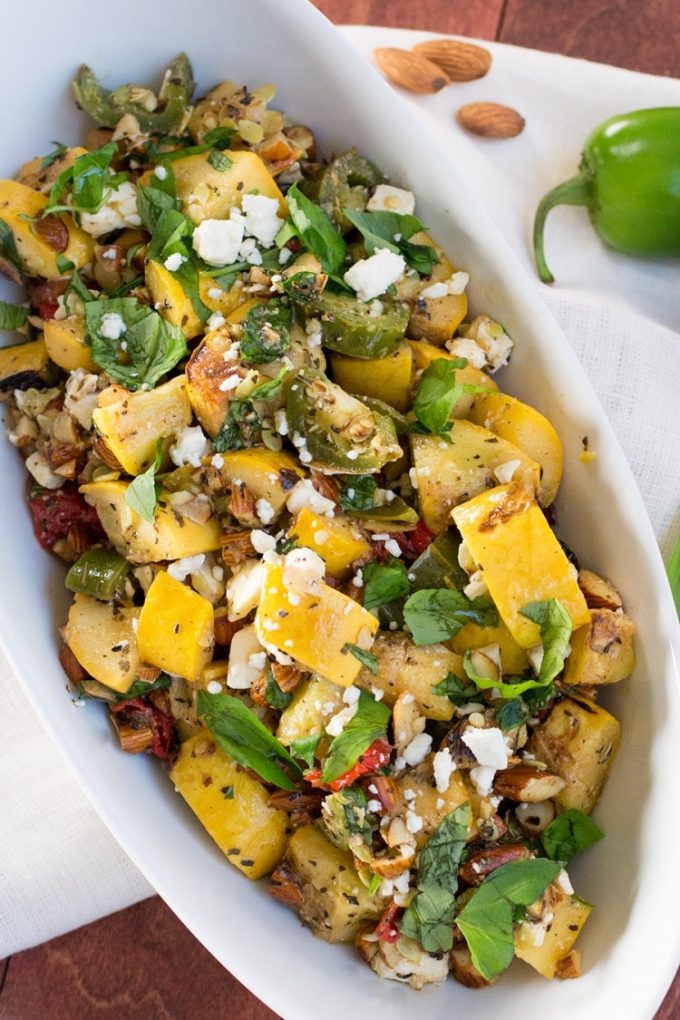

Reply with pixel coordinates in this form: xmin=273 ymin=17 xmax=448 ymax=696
xmin=2 ymin=28 xmax=679 ymax=958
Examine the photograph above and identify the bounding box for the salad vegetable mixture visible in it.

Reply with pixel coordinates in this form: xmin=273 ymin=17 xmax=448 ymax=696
xmin=0 ymin=55 xmax=636 ymax=989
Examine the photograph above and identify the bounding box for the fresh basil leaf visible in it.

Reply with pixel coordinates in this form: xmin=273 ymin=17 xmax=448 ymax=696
xmin=115 ymin=672 xmax=171 ymax=701
xmin=0 ymin=219 xmax=23 ymax=278
xmin=197 ymin=690 xmax=303 ymax=791
xmin=40 ymin=141 xmax=67 ymax=170
xmin=414 ymin=358 xmax=490 ymax=434
xmin=521 ymin=598 xmax=573 ymax=686
xmin=280 ymin=270 xmax=319 ymax=303
xmin=343 ymin=207 xmax=438 ymax=276
xmin=343 ymin=644 xmax=379 ymax=675
xmin=124 ymin=441 xmax=163 ymax=522
xmin=203 ymin=126 xmax=237 ymax=149
xmin=56 ymin=254 xmax=75 ymax=275
xmin=240 ymin=299 xmax=293 ymax=364
xmin=668 ymin=530 xmax=680 ymax=615
xmin=403 ymin=588 xmax=498 ymax=646
xmin=339 ymin=475 xmax=378 ymax=512
xmin=431 ymin=671 xmax=479 ymax=706
xmin=462 ymin=650 xmax=541 ymax=699
xmin=66 ymin=268 xmax=94 ymax=305
xmin=362 ymin=559 xmax=411 ymax=611
xmin=321 ymin=690 xmax=390 ymax=783
xmin=107 ymin=274 xmax=145 ymax=299
xmin=207 ymin=149 xmax=233 ymax=172
xmin=86 ymin=296 xmax=187 ymax=390
xmin=136 ymin=184 xmax=180 ymax=233
xmin=495 ymin=697 xmax=529 ymax=732
xmin=541 ymin=809 xmax=604 ymax=863
xmin=249 ymin=366 xmax=289 ymax=404
xmin=286 ymin=183 xmax=346 ymax=277
xmin=400 ymin=804 xmax=469 ymax=952
xmin=0 ymin=300 xmax=28 ymax=330
xmin=456 ymin=859 xmax=563 ymax=981
xmin=289 ymin=732 xmax=321 ymax=769
xmin=46 ymin=142 xmax=125 ymax=215
xmin=264 ymin=666 xmax=293 ymax=710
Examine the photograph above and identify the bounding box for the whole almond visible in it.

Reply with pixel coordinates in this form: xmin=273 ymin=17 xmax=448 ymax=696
xmin=412 ymin=39 xmax=492 ymax=81
xmin=457 ymin=102 xmax=525 ymax=138
xmin=35 ymin=213 xmax=69 ymax=252
xmin=374 ymin=47 xmax=449 ymax=94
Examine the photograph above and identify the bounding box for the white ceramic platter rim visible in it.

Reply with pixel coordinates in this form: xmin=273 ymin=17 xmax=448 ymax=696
xmin=0 ymin=2 xmax=679 ymax=1018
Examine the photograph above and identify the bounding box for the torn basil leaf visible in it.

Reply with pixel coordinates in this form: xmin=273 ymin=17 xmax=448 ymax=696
xmin=541 ymin=809 xmax=604 ymax=863
xmin=0 ymin=300 xmax=28 ymax=331
xmin=321 ymin=690 xmax=389 ymax=783
xmin=343 ymin=208 xmax=438 ymax=276
xmin=86 ymin=296 xmax=187 ymax=390
xmin=362 ymin=559 xmax=411 ymax=611
xmin=403 ymin=588 xmax=498 ymax=646
xmin=286 ymin=183 xmax=346 ymax=277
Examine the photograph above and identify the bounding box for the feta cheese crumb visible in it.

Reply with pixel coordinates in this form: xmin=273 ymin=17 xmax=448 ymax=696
xmin=405 ymin=808 xmax=424 ymax=833
xmin=556 ymin=869 xmax=574 ymax=895
xmin=211 ymin=453 xmax=224 ymax=469
xmin=206 ymin=680 xmax=223 ymax=694
xmin=286 ymin=478 xmax=335 ymax=518
xmin=274 ymin=408 xmax=289 ymax=436
xmin=343 ymin=247 xmax=406 ymax=302
xmin=154 ymin=165 xmax=168 ymax=181
xmin=279 ymin=247 xmax=292 ymax=265
xmin=470 ymin=764 xmax=497 ymax=797
xmin=343 ymin=685 xmax=361 ymax=706
xmin=79 ymin=180 xmax=141 ymax=237
xmin=420 ymin=271 xmax=469 ymax=300
xmin=402 ymin=732 xmax=433 ymax=767
xmin=163 ymin=251 xmax=186 ymax=272
xmin=192 ymin=218 xmax=244 ymax=267
xmin=367 ymin=799 xmax=382 ymax=813
xmin=433 ymin=748 xmax=456 ymax=793
xmin=462 ymin=726 xmax=510 ymax=769
xmin=241 ymin=193 xmax=284 ymax=247
xmin=208 ymin=310 xmax=226 ymax=331
xmin=352 ymin=569 xmax=364 ymax=588
xmin=325 ymin=703 xmax=358 ymax=737
xmin=367 ymin=184 xmax=416 ymax=216
xmin=99 ymin=312 xmax=126 ymax=341
xmin=170 ymin=425 xmax=209 ymax=468
xmin=383 ymin=538 xmax=402 ymax=558
xmin=371 ymin=686 xmax=384 ymax=701
xmin=463 ymin=569 xmax=489 ymax=600
xmin=250 ymin=529 xmax=277 ymax=554
xmin=167 ymin=553 xmax=206 ymax=582
xmin=282 ymin=547 xmax=326 ymax=594
xmin=255 ymin=498 xmax=275 ymax=525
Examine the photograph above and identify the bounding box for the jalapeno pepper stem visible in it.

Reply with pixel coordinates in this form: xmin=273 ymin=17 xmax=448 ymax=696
xmin=533 ymin=169 xmax=594 ymax=284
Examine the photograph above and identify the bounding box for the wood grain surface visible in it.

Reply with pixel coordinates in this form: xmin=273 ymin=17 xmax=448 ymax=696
xmin=2 ymin=2 xmax=678 ymax=1018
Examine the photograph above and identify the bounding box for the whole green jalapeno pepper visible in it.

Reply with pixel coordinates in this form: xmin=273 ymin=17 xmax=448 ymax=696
xmin=533 ymin=107 xmax=680 ymax=283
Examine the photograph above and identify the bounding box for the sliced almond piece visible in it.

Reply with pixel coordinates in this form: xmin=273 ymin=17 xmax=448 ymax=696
xmin=578 ymin=568 xmax=623 ymax=611
xmin=412 ymin=38 xmax=491 ymax=81
xmin=457 ymin=102 xmax=525 ymax=139
xmin=493 ymin=764 xmax=566 ymax=802
xmin=374 ymin=47 xmax=449 ymax=94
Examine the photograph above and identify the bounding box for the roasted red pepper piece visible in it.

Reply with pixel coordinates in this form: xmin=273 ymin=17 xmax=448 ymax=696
xmin=110 ymin=694 xmax=176 ymax=759
xmin=28 ymin=484 xmax=105 ymax=551
xmin=374 ymin=901 xmax=403 ymax=943
xmin=306 ymin=737 xmax=392 ymax=792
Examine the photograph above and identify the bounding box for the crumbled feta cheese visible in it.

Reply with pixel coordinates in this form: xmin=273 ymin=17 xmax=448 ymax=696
xmin=274 ymin=408 xmax=289 ymax=435
xmin=368 ymin=299 xmax=384 ymax=318
xmin=286 ymin=478 xmax=335 ymax=518
xmin=163 ymin=251 xmax=186 ymax=272
xmin=255 ymin=498 xmax=275 ymax=525
xmin=367 ymin=184 xmax=416 ymax=216
xmin=436 ymin=798 xmax=445 ymax=810
xmin=420 ymin=271 xmax=469 ymax=300
xmin=433 ymin=748 xmax=456 ymax=793
xmin=206 ymin=680 xmax=222 ymax=694
xmin=282 ymin=547 xmax=326 ymax=594
xmin=408 ymin=467 xmax=419 ymax=490
xmin=226 ymin=560 xmax=266 ymax=620
xmin=99 ymin=311 xmax=126 ymax=341
xmin=367 ymin=799 xmax=382 ymax=813
xmin=211 ymin=453 xmax=224 ymax=469
xmin=154 ymin=165 xmax=168 ymax=181
xmin=278 ymin=247 xmax=292 ymax=265
xmin=241 ymin=193 xmax=284 ymax=247
xmin=170 ymin=425 xmax=209 ymax=468
xmin=167 ymin=553 xmax=206 ymax=582
xmin=446 ymin=337 xmax=487 ymax=370
xmin=80 ymin=180 xmax=141 ymax=237
xmin=470 ymin=765 xmax=497 ymax=797
xmin=208 ymin=311 xmax=226 ymax=331
xmin=393 ymin=870 xmax=411 ymax=895
xmin=371 ymin=686 xmax=384 ymax=701
xmin=352 ymin=569 xmax=364 ymax=588
xmin=218 ymin=373 xmax=242 ymax=393
xmin=325 ymin=702 xmax=358 ymax=737
xmin=405 ymin=809 xmax=424 ymax=833
xmin=402 ymin=732 xmax=433 ymax=767
xmin=248 ymin=651 xmax=268 ymax=671
xmin=462 ymin=726 xmax=510 ymax=769
xmin=383 ymin=538 xmax=402 ymax=558
xmin=343 ymin=685 xmax=361 ymax=706
xmin=192 ymin=217 xmax=244 ymax=267
xmin=463 ymin=569 xmax=489 ymax=600
xmin=493 ymin=458 xmax=522 ymax=485
xmin=250 ymin=529 xmax=277 ymax=554
xmin=556 ymin=869 xmax=574 ymax=895
xmin=343 ymin=247 xmax=406 ymax=302
xmin=227 ymin=625 xmax=266 ymax=689
xmin=403 ymin=788 xmax=416 ymax=801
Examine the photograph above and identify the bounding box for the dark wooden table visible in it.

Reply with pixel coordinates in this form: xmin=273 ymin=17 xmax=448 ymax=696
xmin=2 ymin=2 xmax=678 ymax=1017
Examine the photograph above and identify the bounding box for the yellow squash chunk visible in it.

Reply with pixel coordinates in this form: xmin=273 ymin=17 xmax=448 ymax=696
xmin=329 ymin=342 xmax=413 ymax=413
xmin=450 ymin=620 xmax=529 ymax=676
xmin=186 ymin=327 xmax=239 ymax=436
xmin=80 ymin=480 xmax=222 ymax=563
xmin=201 ymin=276 xmax=250 ymax=317
xmin=255 ymin=562 xmax=378 ymax=687
xmin=563 ymin=608 xmax=636 ymax=686
xmin=145 ymin=260 xmax=203 ymax=339
xmin=171 ymin=150 xmax=286 ymax=224
xmin=408 ymin=289 xmax=467 ymax=347
xmin=17 ymin=147 xmax=88 ymax=192
xmin=137 ymin=570 xmax=214 ymax=683
xmin=355 ymin=633 xmax=458 ymax=721
xmin=92 ymin=375 xmax=192 ymax=476
xmin=43 ymin=316 xmax=98 ymax=372
xmin=218 ymin=447 xmax=305 ymax=514
xmin=225 ymin=296 xmax=264 ymax=324
xmin=515 ymin=886 xmax=592 ymax=979
xmin=0 ymin=338 xmax=48 ymax=388
xmin=290 ymin=507 xmax=369 ymax=578
xmin=276 ymin=675 xmax=344 ymax=746
xmin=409 ymin=340 xmax=497 ymax=416
xmin=452 ymin=482 xmax=590 ymax=648
xmin=171 ymin=730 xmax=287 ymax=879
xmin=0 ymin=179 xmax=93 ymax=279
xmin=396 ymin=759 xmax=479 ymax=849
xmin=63 ymin=593 xmax=140 ymax=694
xmin=468 ymin=391 xmax=564 ymax=506
xmin=411 ymin=420 xmax=540 ymax=535
xmin=527 ymin=696 xmax=620 ymax=813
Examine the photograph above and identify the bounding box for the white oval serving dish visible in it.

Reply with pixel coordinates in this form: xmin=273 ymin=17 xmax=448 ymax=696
xmin=1 ymin=1 xmax=679 ymax=1017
